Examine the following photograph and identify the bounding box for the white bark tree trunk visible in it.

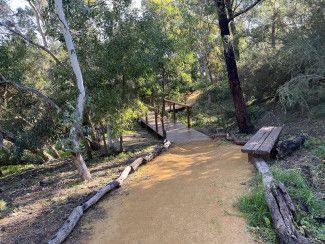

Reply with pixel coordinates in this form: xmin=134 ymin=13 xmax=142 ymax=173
xmin=28 ymin=0 xmax=48 ymax=47
xmin=54 ymin=0 xmax=91 ymax=181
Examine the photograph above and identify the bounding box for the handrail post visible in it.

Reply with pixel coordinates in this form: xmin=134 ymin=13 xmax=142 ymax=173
xmin=145 ymin=112 xmax=148 ymax=125
xmin=187 ymin=106 xmax=190 ymax=128
xmin=173 ymin=103 xmax=176 ymax=123
xmin=154 ymin=110 xmax=158 ymax=133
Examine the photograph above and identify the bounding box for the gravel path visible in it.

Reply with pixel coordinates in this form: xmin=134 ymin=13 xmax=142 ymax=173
xmin=81 ymin=141 xmax=256 ymax=244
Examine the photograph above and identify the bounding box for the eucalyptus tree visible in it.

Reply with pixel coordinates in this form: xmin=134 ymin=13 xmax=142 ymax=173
xmin=54 ymin=0 xmax=91 ymax=181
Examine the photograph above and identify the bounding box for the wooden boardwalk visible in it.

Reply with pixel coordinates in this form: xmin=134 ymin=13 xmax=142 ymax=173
xmin=141 ymin=101 xmax=209 ymax=143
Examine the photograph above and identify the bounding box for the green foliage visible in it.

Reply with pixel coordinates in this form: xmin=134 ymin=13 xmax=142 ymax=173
xmin=238 ymin=167 xmax=325 ymax=242
xmin=0 ymin=164 xmax=35 ymax=178
xmin=272 ymin=168 xmax=325 ymax=241
xmin=278 ymin=75 xmax=325 ymax=113
xmin=236 ymin=175 xmax=277 ymax=243
xmin=191 ymin=82 xmax=236 ymax=128
xmin=305 ymin=137 xmax=325 ymax=159
xmin=239 ymin=0 xmax=325 ymax=113
xmin=310 ymin=104 xmax=325 ymax=119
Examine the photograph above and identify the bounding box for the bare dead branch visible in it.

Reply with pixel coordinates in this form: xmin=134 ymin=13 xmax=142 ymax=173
xmin=27 ymin=0 xmax=48 ymax=47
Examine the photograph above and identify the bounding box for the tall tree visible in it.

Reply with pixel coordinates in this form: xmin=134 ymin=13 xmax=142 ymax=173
xmin=54 ymin=0 xmax=91 ymax=180
xmin=213 ymin=0 xmax=263 ymax=133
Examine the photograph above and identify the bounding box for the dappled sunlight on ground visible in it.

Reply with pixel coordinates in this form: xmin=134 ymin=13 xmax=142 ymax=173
xmin=0 ymin=128 xmax=160 ymax=244
xmin=80 ymin=140 xmax=256 ymax=244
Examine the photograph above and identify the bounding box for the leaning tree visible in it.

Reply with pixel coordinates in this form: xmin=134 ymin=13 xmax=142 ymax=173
xmin=54 ymin=0 xmax=91 ymax=180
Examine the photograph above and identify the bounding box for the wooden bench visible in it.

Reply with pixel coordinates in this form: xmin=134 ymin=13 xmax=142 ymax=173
xmin=241 ymin=126 xmax=282 ymax=160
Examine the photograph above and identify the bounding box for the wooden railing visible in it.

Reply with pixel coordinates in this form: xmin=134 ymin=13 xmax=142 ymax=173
xmin=164 ymin=99 xmax=191 ymax=128
xmin=142 ymin=98 xmax=192 ymax=137
xmin=145 ymin=105 xmax=159 ymax=134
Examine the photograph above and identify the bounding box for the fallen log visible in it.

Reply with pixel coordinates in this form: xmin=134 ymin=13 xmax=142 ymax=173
xmin=144 ymin=140 xmax=171 ymax=162
xmin=225 ymin=132 xmax=247 ymax=145
xmin=277 ymin=135 xmax=306 ymax=159
xmin=48 ymin=140 xmax=171 ymax=244
xmin=48 ymin=206 xmax=83 ymax=244
xmin=116 ymin=166 xmax=132 ymax=185
xmin=251 ymin=157 xmax=309 ymax=244
xmin=82 ymin=180 xmax=120 ymax=211
xmin=130 ymin=157 xmax=144 ymax=172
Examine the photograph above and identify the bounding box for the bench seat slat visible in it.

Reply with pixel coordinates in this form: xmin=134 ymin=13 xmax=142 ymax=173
xmin=256 ymin=127 xmax=282 ymax=155
xmin=241 ymin=126 xmax=282 ymax=156
xmin=241 ymin=127 xmax=273 ymax=153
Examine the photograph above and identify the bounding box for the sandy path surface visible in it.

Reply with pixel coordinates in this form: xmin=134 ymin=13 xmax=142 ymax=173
xmin=83 ymin=141 xmax=255 ymax=244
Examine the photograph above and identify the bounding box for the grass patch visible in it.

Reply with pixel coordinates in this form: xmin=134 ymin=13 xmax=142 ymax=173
xmin=305 ymin=137 xmax=325 ymax=158
xmin=236 ymin=174 xmax=277 ymax=243
xmin=0 ymin=164 xmax=35 ymax=178
xmin=237 ymin=167 xmax=325 ymax=243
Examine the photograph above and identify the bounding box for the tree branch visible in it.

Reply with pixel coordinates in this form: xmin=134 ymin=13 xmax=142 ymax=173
xmin=0 ymin=22 xmax=61 ymax=64
xmin=229 ymin=0 xmax=264 ymax=21
xmin=0 ymin=74 xmax=61 ymax=112
xmin=27 ymin=0 xmax=48 ymax=48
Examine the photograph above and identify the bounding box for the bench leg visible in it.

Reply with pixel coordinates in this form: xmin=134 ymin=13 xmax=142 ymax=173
xmin=248 ymin=153 xmax=271 ymax=163
xmin=248 ymin=154 xmax=253 ymax=163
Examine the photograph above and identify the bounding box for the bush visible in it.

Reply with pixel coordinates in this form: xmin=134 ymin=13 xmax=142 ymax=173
xmin=191 ymin=82 xmax=237 ymax=128
xmin=278 ymin=75 xmax=325 ymax=114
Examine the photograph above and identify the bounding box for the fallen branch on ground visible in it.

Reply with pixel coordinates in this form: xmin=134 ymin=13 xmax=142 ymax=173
xmin=48 ymin=140 xmax=171 ymax=244
xmin=251 ymin=157 xmax=309 ymax=244
xmin=226 ymin=132 xmax=247 ymax=145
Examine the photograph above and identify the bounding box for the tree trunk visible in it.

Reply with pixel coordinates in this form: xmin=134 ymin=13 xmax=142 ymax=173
xmin=160 ymin=100 xmax=167 ymax=139
xmin=215 ymin=0 xmax=253 ymax=133
xmin=37 ymin=149 xmax=54 ymax=162
xmin=119 ymin=136 xmax=123 ymax=152
xmin=101 ymin=128 xmax=108 ymax=154
xmin=83 ymin=137 xmax=93 ymax=160
xmin=251 ymin=158 xmax=309 ymax=244
xmin=225 ymin=0 xmax=240 ymax=59
xmin=83 ymin=110 xmax=100 ymax=150
xmin=271 ymin=10 xmax=277 ymax=49
xmin=55 ymin=0 xmax=91 ymax=180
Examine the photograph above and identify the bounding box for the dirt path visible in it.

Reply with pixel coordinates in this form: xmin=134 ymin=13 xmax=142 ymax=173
xmin=80 ymin=141 xmax=255 ymax=244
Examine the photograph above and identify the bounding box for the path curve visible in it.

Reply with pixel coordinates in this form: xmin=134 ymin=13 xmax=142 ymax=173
xmin=81 ymin=140 xmax=256 ymax=244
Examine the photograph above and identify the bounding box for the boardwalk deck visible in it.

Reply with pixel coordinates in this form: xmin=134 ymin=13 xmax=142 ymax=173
xmin=141 ymin=111 xmax=209 ymax=143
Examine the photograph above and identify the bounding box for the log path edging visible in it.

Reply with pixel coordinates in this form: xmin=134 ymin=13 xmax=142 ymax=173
xmin=48 ymin=140 xmax=171 ymax=244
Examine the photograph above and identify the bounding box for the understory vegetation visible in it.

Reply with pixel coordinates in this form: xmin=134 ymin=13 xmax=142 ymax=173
xmin=238 ymin=167 xmax=325 ymax=243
